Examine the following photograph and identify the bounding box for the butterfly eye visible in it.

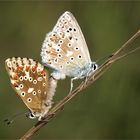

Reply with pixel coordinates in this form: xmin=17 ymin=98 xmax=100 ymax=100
xmin=33 ymin=80 xmax=37 ymax=84
xmin=27 ymin=98 xmax=32 ymax=102
xmin=93 ymin=64 xmax=98 ymax=70
xmin=19 ymin=84 xmax=24 ymax=89
xmin=28 ymin=112 xmax=36 ymax=119
xmin=32 ymin=91 xmax=36 ymax=95
xmin=20 ymin=92 xmax=25 ymax=97
xmin=29 ymin=77 xmax=33 ymax=82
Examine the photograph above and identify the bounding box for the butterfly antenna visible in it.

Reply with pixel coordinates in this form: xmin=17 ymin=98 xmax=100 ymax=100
xmin=3 ymin=111 xmax=29 ymax=125
xmin=95 ymin=54 xmax=113 ymax=64
xmin=3 ymin=119 xmax=14 ymax=125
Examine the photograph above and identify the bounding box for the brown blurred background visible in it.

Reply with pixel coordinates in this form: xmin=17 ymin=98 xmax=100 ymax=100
xmin=0 ymin=1 xmax=140 ymax=139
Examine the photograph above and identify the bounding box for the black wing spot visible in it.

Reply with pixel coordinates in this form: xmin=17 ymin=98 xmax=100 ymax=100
xmin=78 ymin=55 xmax=82 ymax=59
xmin=69 ymin=36 xmax=72 ymax=40
xmin=69 ymin=28 xmax=72 ymax=31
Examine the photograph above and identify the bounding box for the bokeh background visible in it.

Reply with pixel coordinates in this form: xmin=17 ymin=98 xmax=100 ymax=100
xmin=0 ymin=1 xmax=140 ymax=139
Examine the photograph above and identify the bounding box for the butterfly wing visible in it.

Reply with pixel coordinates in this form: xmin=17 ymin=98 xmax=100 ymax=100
xmin=5 ymin=57 xmax=53 ymax=117
xmin=41 ymin=11 xmax=92 ymax=78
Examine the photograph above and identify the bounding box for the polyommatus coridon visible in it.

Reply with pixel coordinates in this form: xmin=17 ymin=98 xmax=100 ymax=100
xmin=41 ymin=11 xmax=98 ymax=91
xmin=5 ymin=57 xmax=57 ymax=120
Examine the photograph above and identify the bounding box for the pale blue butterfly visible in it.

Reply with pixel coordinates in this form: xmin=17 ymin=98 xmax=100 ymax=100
xmin=41 ymin=11 xmax=98 ymax=91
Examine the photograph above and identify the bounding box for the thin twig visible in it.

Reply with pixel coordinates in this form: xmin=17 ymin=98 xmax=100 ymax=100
xmin=20 ymin=30 xmax=140 ymax=140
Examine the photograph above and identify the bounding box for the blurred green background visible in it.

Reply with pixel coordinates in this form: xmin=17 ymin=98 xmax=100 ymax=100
xmin=0 ymin=1 xmax=140 ymax=139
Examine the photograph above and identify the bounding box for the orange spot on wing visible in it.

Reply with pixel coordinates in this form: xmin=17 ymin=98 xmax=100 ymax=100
xmin=26 ymin=66 xmax=30 ymax=72
xmin=41 ymin=70 xmax=46 ymax=76
xmin=32 ymin=66 xmax=37 ymax=72
xmin=17 ymin=66 xmax=23 ymax=71
xmin=12 ymin=74 xmax=18 ymax=80
xmin=12 ymin=83 xmax=18 ymax=87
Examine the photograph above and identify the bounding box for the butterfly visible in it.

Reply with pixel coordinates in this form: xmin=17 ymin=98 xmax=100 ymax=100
xmin=5 ymin=57 xmax=57 ymax=120
xmin=41 ymin=11 xmax=98 ymax=91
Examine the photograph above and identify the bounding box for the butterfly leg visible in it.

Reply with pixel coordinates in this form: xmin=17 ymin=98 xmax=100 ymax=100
xmin=39 ymin=113 xmax=56 ymax=122
xmin=84 ymin=66 xmax=97 ymax=84
xmin=68 ymin=77 xmax=78 ymax=95
xmin=85 ymin=71 xmax=91 ymax=83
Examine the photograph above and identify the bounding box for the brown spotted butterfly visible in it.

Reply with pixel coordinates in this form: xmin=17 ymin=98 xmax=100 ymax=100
xmin=5 ymin=57 xmax=57 ymax=120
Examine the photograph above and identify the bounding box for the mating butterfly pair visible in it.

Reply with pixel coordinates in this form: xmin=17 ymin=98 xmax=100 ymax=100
xmin=5 ymin=11 xmax=98 ymax=120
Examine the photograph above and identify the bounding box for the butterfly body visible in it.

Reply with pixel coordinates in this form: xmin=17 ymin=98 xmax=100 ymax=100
xmin=41 ymin=11 xmax=98 ymax=84
xmin=5 ymin=57 xmax=57 ymax=120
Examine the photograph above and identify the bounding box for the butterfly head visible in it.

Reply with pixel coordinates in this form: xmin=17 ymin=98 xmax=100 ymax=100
xmin=75 ymin=62 xmax=98 ymax=79
xmin=91 ymin=62 xmax=98 ymax=71
xmin=26 ymin=111 xmax=39 ymax=119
